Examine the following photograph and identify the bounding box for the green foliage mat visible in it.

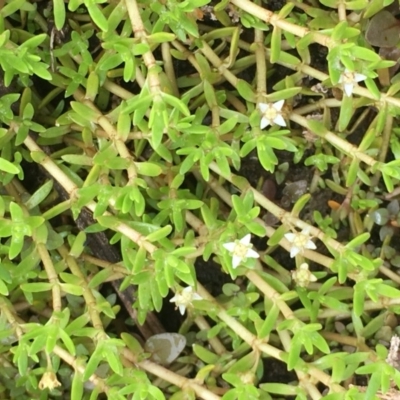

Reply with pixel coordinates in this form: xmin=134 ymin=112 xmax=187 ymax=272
xmin=1 ymin=0 xmax=400 ymax=399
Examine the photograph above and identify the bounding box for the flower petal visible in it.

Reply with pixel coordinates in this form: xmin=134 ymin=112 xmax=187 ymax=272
xmin=259 ymin=103 xmax=268 ymax=113
xmin=223 ymin=242 xmax=236 ymax=252
xmin=343 ymin=82 xmax=353 ymax=97
xmin=246 ymin=248 xmax=260 ymax=259
xmin=178 ymin=304 xmax=186 ymax=315
xmin=273 ymin=99 xmax=285 ymax=111
xmin=284 ymin=233 xmax=296 ymax=243
xmin=260 ymin=116 xmax=270 ymax=129
xmin=240 ymin=234 xmax=251 ymax=245
xmin=232 ymin=255 xmax=242 ymax=269
xmin=354 ymin=73 xmax=366 ymax=83
xmin=310 ymin=274 xmax=318 ymax=282
xmin=290 ymin=246 xmax=301 ymax=258
xmin=192 ymin=293 xmax=202 ymax=301
xmin=306 ymin=240 xmax=317 ymax=250
xmin=274 ymin=114 xmax=286 ymax=127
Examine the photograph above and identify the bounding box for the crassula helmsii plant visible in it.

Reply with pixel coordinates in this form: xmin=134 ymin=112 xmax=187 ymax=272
xmin=3 ymin=0 xmax=400 ymax=399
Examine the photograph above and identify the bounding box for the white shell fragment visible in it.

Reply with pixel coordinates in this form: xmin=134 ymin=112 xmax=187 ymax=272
xmin=144 ymin=333 xmax=187 ymax=365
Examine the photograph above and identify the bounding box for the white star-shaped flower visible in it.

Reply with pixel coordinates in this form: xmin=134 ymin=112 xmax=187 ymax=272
xmin=292 ymin=263 xmax=317 ymax=288
xmin=38 ymin=371 xmax=62 ymax=391
xmin=170 ymin=286 xmax=202 ymax=315
xmin=284 ymin=228 xmax=317 ymax=258
xmin=223 ymin=234 xmax=260 ymax=269
xmin=338 ymin=69 xmax=366 ymax=97
xmin=259 ymin=100 xmax=286 ymax=129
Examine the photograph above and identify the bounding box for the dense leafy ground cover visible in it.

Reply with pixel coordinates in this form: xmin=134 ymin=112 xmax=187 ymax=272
xmin=2 ymin=0 xmax=400 ymax=399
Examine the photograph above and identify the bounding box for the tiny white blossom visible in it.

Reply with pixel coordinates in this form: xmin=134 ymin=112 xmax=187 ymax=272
xmin=259 ymin=100 xmax=286 ymax=129
xmin=284 ymin=228 xmax=317 ymax=258
xmin=170 ymin=286 xmax=202 ymax=315
xmin=223 ymin=234 xmax=260 ymax=269
xmin=292 ymin=263 xmax=317 ymax=288
xmin=339 ymin=69 xmax=366 ymax=97
xmin=38 ymin=371 xmax=61 ymax=391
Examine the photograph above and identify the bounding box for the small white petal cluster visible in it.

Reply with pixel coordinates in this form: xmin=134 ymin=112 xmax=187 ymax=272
xmin=38 ymin=371 xmax=62 ymax=391
xmin=284 ymin=228 xmax=317 ymax=258
xmin=259 ymin=100 xmax=286 ymax=129
xmin=170 ymin=286 xmax=202 ymax=315
xmin=338 ymin=69 xmax=366 ymax=97
xmin=292 ymin=263 xmax=317 ymax=288
xmin=223 ymin=234 xmax=260 ymax=269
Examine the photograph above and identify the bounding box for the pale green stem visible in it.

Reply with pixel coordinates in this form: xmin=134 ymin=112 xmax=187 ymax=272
xmin=337 ymin=0 xmax=347 ymax=21
xmin=57 ymin=246 xmax=107 ymax=336
xmin=379 ymin=264 xmax=400 ymax=285
xmin=201 ymin=170 xmax=335 ymax=269
xmin=321 ymin=331 xmax=373 ymax=353
xmin=162 ymin=42 xmax=179 ymax=97
xmin=53 ymin=345 xmax=110 ymax=393
xmin=81 ymin=254 xmax=127 ymax=274
xmin=23 ymin=135 xmax=157 ymax=254
xmin=276 ymin=326 xmax=321 ymax=399
xmin=295 ymin=296 xmax=400 ymax=321
xmin=247 ymin=271 xmax=295 ymax=320
xmin=0 ymin=296 xmax=23 ymax=339
xmin=134 ymin=66 xmax=147 ymax=87
xmin=254 ymin=29 xmax=267 ymax=99
xmin=72 ymin=88 xmax=138 ymax=184
xmin=295 ymin=98 xmax=342 ymax=115
xmin=197 ymin=283 xmax=346 ymax=394
xmin=226 ymin=92 xmax=247 ymax=114
xmin=234 ymin=31 xmax=400 ymax=109
xmin=124 ymin=0 xmax=161 ymax=93
xmin=185 ymin=210 xmax=208 ymax=237
xmin=371 ymin=113 xmax=393 ymax=187
xmin=207 ymin=162 xmax=345 ymax=260
xmin=103 ymin=79 xmax=135 ymax=100
xmin=6 ymin=181 xmax=63 ymax=313
xmin=193 ymin=316 xmax=227 ymax=355
xmin=230 ymin=0 xmax=333 ymax=47
xmin=197 ymin=283 xmax=277 ymax=351
xmin=347 ymin=107 xmax=371 ymax=135
xmin=37 ymin=244 xmax=62 ymax=312
xmin=290 ymin=113 xmax=378 ymax=167
xmin=123 ymin=348 xmax=222 ymax=400
xmin=171 ymin=40 xmax=203 ymax=74
xmin=302 ymin=378 xmax=324 ymax=400
xmin=200 ymin=41 xmax=239 ymax=88
xmin=70 ymin=124 xmax=149 ymax=141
